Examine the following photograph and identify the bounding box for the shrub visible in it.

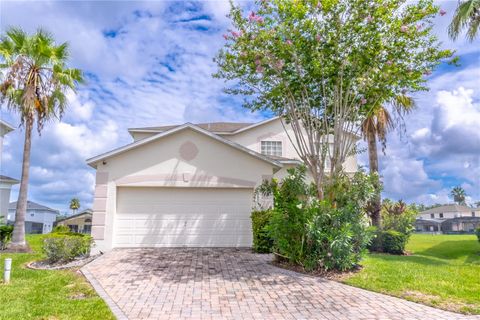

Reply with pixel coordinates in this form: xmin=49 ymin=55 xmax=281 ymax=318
xmin=382 ymin=230 xmax=408 ymax=254
xmin=267 ymin=167 xmax=376 ymax=271
xmin=52 ymin=225 xmax=70 ymax=234
xmin=251 ymin=209 xmax=274 ymax=253
xmin=476 ymin=227 xmax=480 ymax=243
xmin=0 ymin=225 xmax=14 ymax=250
xmin=42 ymin=233 xmax=93 ymax=263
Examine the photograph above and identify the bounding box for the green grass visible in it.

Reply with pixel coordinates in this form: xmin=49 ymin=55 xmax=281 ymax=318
xmin=0 ymin=235 xmax=114 ymax=320
xmin=343 ymin=234 xmax=480 ymax=314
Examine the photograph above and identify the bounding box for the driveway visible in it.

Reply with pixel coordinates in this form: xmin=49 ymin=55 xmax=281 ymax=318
xmin=82 ymin=248 xmax=477 ymax=320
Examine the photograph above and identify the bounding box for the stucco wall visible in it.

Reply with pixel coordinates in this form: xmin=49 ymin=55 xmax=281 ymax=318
xmin=91 ymin=128 xmax=279 ymax=251
xmin=7 ymin=209 xmax=57 ymax=233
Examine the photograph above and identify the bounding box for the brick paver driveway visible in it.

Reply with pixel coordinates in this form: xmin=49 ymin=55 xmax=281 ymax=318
xmin=82 ymin=248 xmax=478 ymax=320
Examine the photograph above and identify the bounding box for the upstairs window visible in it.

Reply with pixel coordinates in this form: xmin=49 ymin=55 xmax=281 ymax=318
xmin=261 ymin=141 xmax=282 ymax=157
xmin=439 ymin=213 xmax=444 ymax=218
xmin=430 ymin=213 xmax=435 ymax=218
xmin=472 ymin=212 xmax=476 ymax=217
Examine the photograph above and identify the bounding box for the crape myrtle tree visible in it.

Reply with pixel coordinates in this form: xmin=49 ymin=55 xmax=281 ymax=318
xmin=215 ymin=0 xmax=452 ymax=204
xmin=0 ymin=28 xmax=83 ymax=249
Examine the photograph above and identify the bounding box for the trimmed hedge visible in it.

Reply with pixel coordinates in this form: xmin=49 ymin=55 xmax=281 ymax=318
xmin=251 ymin=210 xmax=273 ymax=253
xmin=0 ymin=225 xmax=13 ymax=250
xmin=43 ymin=233 xmax=93 ymax=263
xmin=476 ymin=227 xmax=480 ymax=243
xmin=52 ymin=225 xmax=70 ymax=233
xmin=382 ymin=230 xmax=407 ymax=254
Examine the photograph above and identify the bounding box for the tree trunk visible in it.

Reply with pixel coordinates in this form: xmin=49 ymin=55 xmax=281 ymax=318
xmin=10 ymin=116 xmax=33 ymax=249
xmin=367 ymin=130 xmax=382 ymax=229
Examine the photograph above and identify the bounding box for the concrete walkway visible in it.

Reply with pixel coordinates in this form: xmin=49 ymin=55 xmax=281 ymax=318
xmin=82 ymin=248 xmax=479 ymax=320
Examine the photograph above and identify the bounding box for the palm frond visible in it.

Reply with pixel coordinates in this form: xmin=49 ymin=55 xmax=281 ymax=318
xmin=449 ymin=0 xmax=480 ymax=41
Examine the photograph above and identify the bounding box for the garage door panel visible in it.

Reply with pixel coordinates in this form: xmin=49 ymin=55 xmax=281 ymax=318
xmin=114 ymin=187 xmax=253 ymax=247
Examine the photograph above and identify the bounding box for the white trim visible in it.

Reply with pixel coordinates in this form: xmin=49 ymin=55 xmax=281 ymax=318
xmin=87 ymin=123 xmax=282 ymax=168
xmin=229 ymin=116 xmax=280 ymax=135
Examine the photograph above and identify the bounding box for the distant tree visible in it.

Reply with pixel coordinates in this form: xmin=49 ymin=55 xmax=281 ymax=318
xmin=448 ymin=0 xmax=480 ymax=42
xmin=0 ymin=28 xmax=83 ymax=250
xmin=69 ymin=198 xmax=80 ymax=215
xmin=451 ymin=186 xmax=467 ymax=205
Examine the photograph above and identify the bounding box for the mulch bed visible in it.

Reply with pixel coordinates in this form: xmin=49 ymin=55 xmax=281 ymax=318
xmin=270 ymin=254 xmax=362 ymax=281
xmin=26 ymin=254 xmax=100 ymax=270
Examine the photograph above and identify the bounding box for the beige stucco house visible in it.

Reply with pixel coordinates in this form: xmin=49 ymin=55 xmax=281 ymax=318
xmin=0 ymin=119 xmax=19 ymax=224
xmin=55 ymin=209 xmax=92 ymax=234
xmin=86 ymin=117 xmax=359 ymax=251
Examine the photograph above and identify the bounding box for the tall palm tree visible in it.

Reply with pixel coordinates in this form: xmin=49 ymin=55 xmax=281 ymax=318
xmin=449 ymin=0 xmax=480 ymax=41
xmin=0 ymin=28 xmax=83 ymax=249
xmin=362 ymin=95 xmax=414 ymax=228
xmin=69 ymin=198 xmax=80 ymax=215
xmin=451 ymin=186 xmax=467 ymax=205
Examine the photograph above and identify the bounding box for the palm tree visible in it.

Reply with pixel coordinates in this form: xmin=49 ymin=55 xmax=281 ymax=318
xmin=451 ymin=186 xmax=467 ymax=205
xmin=449 ymin=0 xmax=480 ymax=41
xmin=69 ymin=198 xmax=80 ymax=215
xmin=362 ymin=95 xmax=415 ymax=228
xmin=0 ymin=28 xmax=83 ymax=249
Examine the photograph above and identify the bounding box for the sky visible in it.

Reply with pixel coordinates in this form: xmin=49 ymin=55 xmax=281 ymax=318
xmin=0 ymin=0 xmax=479 ymax=214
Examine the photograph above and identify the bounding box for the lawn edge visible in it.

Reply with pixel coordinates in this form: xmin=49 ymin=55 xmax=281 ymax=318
xmin=81 ymin=263 xmax=128 ymax=320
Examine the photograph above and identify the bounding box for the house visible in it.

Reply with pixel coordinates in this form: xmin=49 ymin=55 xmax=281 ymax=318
xmin=86 ymin=116 xmax=359 ymax=251
xmin=415 ymin=204 xmax=480 ymax=234
xmin=418 ymin=204 xmax=478 ymax=220
xmin=8 ymin=201 xmax=59 ymax=234
xmin=55 ymin=209 xmax=92 ymax=234
xmin=0 ymin=119 xmax=19 ymax=224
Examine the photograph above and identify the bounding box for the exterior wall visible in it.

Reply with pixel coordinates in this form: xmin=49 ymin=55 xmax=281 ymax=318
xmin=7 ymin=209 xmax=57 ymax=234
xmin=0 ymin=184 xmax=11 ymax=223
xmin=418 ymin=210 xmax=476 ymax=220
xmin=56 ymin=214 xmax=92 ymax=233
xmin=226 ymin=119 xmax=358 ymax=173
xmin=91 ymin=128 xmax=278 ymax=251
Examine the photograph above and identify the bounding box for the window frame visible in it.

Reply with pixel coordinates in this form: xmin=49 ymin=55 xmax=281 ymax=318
xmin=260 ymin=140 xmax=283 ymax=157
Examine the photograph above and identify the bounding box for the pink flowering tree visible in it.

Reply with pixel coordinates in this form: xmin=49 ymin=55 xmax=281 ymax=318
xmin=215 ymin=0 xmax=452 ymax=200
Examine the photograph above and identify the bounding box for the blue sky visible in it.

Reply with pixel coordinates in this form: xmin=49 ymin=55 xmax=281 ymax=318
xmin=0 ymin=0 xmax=479 ymax=214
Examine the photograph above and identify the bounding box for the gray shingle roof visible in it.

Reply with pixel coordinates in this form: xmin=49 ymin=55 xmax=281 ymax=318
xmin=0 ymin=175 xmax=19 ymax=183
xmin=420 ymin=204 xmax=475 ymax=215
xmin=9 ymin=201 xmax=59 ymax=213
xmin=130 ymin=122 xmax=254 ymax=133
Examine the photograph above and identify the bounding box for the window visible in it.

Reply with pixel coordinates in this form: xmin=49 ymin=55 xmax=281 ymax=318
xmin=261 ymin=141 xmax=282 ymax=157
xmin=430 ymin=213 xmax=435 ymax=218
xmin=472 ymin=212 xmax=476 ymax=217
xmin=439 ymin=213 xmax=443 ymax=218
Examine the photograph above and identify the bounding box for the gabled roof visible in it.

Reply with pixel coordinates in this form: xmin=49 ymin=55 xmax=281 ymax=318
xmin=0 ymin=119 xmax=15 ymax=135
xmin=9 ymin=200 xmax=59 ymax=214
xmin=420 ymin=204 xmax=474 ymax=215
xmin=0 ymin=175 xmax=19 ymax=184
xmin=56 ymin=209 xmax=92 ymax=223
xmin=129 ymin=122 xmax=254 ymax=134
xmin=87 ymin=123 xmax=282 ymax=168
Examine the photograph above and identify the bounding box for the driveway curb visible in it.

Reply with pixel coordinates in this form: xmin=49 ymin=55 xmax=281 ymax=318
xmin=81 ymin=257 xmax=129 ymax=320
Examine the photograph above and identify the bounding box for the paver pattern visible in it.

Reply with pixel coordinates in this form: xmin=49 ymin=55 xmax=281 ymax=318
xmin=82 ymin=248 xmax=479 ymax=320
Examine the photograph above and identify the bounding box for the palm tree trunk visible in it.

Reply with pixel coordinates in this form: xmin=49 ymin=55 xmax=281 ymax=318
xmin=10 ymin=116 xmax=33 ymax=249
xmin=367 ymin=130 xmax=382 ymax=228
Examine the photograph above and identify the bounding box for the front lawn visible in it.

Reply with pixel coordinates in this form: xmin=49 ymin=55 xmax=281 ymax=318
xmin=343 ymin=234 xmax=480 ymax=314
xmin=0 ymin=234 xmax=114 ymax=320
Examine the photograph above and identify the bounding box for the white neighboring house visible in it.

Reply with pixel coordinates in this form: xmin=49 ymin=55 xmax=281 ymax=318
xmin=0 ymin=119 xmax=19 ymax=223
xmin=8 ymin=201 xmax=59 ymax=234
xmin=86 ymin=116 xmax=359 ymax=252
xmin=418 ymin=204 xmax=478 ymax=220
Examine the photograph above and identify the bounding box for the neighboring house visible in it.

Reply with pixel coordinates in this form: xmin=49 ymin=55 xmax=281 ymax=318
xmin=415 ymin=204 xmax=480 ymax=234
xmin=0 ymin=119 xmax=19 ymax=224
xmin=86 ymin=116 xmax=359 ymax=251
xmin=8 ymin=201 xmax=59 ymax=234
xmin=55 ymin=209 xmax=92 ymax=234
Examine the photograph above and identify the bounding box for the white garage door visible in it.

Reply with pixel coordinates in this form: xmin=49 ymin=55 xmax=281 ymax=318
xmin=114 ymin=187 xmax=253 ymax=247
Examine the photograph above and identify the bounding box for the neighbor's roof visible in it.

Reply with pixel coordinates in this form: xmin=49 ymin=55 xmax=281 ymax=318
xmin=415 ymin=218 xmax=445 ymax=224
xmin=56 ymin=209 xmax=92 ymax=223
xmin=9 ymin=201 xmax=59 ymax=213
xmin=129 ymin=122 xmax=254 ymax=134
xmin=0 ymin=119 xmax=15 ymax=134
xmin=420 ymin=204 xmax=474 ymax=215
xmin=0 ymin=175 xmax=19 ymax=184
xmin=87 ymin=123 xmax=283 ymax=168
